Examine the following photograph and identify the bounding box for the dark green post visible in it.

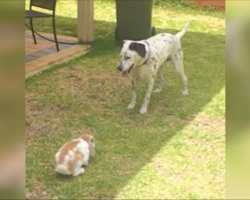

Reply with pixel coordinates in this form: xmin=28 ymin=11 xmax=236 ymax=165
xmin=115 ymin=0 xmax=155 ymax=44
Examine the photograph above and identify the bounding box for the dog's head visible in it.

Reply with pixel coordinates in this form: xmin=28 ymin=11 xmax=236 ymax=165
xmin=117 ymin=40 xmax=148 ymax=76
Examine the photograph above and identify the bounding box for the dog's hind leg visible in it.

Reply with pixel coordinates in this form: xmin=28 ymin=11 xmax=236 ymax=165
xmin=154 ymin=65 xmax=165 ymax=93
xmin=171 ymin=51 xmax=189 ymax=96
xmin=127 ymin=79 xmax=137 ymax=110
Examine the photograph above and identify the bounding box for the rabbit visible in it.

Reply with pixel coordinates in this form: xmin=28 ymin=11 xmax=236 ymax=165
xmin=55 ymin=134 xmax=95 ymax=177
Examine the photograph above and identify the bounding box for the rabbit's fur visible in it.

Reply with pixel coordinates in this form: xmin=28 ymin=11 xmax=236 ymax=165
xmin=55 ymin=135 xmax=95 ymax=176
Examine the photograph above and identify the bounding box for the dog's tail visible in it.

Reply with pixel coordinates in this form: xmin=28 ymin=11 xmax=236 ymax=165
xmin=175 ymin=20 xmax=190 ymax=40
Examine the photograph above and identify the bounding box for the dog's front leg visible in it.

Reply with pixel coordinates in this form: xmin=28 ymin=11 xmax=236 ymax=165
xmin=140 ymin=77 xmax=155 ymax=114
xmin=127 ymin=79 xmax=137 ymax=110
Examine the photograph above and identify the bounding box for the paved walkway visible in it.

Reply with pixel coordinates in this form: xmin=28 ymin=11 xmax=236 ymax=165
xmin=25 ymin=31 xmax=88 ymax=77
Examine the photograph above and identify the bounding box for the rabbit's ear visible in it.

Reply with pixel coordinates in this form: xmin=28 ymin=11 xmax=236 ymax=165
xmin=88 ymin=138 xmax=95 ymax=157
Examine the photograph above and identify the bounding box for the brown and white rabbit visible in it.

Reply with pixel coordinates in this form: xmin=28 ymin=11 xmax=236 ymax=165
xmin=55 ymin=134 xmax=95 ymax=176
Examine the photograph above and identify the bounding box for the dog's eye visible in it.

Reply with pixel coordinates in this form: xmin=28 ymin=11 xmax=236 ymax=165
xmin=125 ymin=56 xmax=131 ymax=60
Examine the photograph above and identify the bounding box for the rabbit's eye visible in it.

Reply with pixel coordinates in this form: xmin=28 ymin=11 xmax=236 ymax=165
xmin=91 ymin=139 xmax=94 ymax=143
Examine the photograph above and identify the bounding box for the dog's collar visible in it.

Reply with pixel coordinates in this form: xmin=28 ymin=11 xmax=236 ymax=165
xmin=142 ymin=41 xmax=151 ymax=65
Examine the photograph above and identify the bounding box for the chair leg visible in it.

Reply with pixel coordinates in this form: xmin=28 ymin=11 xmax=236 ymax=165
xmin=52 ymin=16 xmax=59 ymax=51
xmin=29 ymin=18 xmax=37 ymax=44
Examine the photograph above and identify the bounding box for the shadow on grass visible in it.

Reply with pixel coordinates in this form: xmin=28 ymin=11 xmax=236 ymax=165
xmin=26 ymin=17 xmax=225 ymax=199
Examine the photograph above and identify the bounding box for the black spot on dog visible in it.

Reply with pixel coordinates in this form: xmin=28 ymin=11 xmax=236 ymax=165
xmin=154 ymin=64 xmax=157 ymax=70
xmin=161 ymin=34 xmax=165 ymax=37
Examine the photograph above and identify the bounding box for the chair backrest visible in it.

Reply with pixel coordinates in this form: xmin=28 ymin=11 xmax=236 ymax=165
xmin=30 ymin=0 xmax=57 ymax=11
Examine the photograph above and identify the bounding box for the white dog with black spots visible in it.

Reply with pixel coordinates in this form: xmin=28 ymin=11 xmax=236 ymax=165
xmin=118 ymin=21 xmax=190 ymax=114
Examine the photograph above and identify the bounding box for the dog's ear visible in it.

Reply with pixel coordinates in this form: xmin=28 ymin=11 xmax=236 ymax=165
xmin=120 ymin=40 xmax=126 ymax=48
xmin=129 ymin=42 xmax=146 ymax=58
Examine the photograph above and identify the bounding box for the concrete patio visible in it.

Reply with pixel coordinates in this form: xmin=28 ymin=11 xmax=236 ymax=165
xmin=25 ymin=31 xmax=89 ymax=78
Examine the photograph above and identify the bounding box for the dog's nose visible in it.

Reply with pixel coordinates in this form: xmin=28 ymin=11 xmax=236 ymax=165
xmin=117 ymin=64 xmax=123 ymax=71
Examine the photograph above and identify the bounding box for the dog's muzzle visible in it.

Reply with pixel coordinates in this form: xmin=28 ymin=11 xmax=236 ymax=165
xmin=127 ymin=64 xmax=134 ymax=74
xmin=117 ymin=63 xmax=134 ymax=76
xmin=117 ymin=64 xmax=123 ymax=71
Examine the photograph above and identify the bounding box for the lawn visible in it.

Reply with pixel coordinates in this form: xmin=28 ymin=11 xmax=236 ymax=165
xmin=25 ymin=0 xmax=225 ymax=199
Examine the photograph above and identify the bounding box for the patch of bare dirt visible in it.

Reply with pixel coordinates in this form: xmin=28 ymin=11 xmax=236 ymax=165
xmin=57 ymin=67 xmax=129 ymax=103
xmin=25 ymin=181 xmax=57 ymax=200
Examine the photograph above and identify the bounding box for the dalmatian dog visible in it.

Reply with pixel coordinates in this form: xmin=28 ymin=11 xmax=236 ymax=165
xmin=117 ymin=21 xmax=190 ymax=114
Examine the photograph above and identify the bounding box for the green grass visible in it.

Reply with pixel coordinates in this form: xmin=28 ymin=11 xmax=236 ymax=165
xmin=26 ymin=0 xmax=225 ymax=199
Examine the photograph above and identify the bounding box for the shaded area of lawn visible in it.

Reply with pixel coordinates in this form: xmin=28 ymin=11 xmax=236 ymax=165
xmin=25 ymin=1 xmax=225 ymax=199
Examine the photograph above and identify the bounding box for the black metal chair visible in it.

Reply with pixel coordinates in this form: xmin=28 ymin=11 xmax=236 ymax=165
xmin=25 ymin=0 xmax=59 ymax=51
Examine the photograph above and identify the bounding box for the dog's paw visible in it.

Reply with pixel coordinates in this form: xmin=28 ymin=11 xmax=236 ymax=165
xmin=127 ymin=103 xmax=135 ymax=110
xmin=154 ymin=89 xmax=162 ymax=93
xmin=139 ymin=107 xmax=147 ymax=115
xmin=182 ymin=90 xmax=189 ymax=96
